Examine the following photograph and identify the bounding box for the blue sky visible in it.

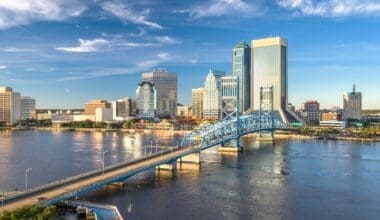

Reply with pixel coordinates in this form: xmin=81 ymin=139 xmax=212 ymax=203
xmin=0 ymin=0 xmax=379 ymax=109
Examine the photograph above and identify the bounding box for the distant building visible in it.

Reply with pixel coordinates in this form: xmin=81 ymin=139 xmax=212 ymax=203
xmin=20 ymin=96 xmax=36 ymax=119
xmin=322 ymin=112 xmax=342 ymax=121
xmin=232 ymin=40 xmax=250 ymax=112
xmin=251 ymin=37 xmax=301 ymax=123
xmin=142 ymin=69 xmax=177 ymax=118
xmin=95 ymin=107 xmax=112 ymax=122
xmin=301 ymin=100 xmax=320 ymax=125
xmin=343 ymin=84 xmax=362 ymax=120
xmin=320 ymin=120 xmax=346 ymax=130
xmin=84 ymin=100 xmax=111 ymax=115
xmin=177 ymin=105 xmax=190 ymax=117
xmin=136 ymin=82 xmax=157 ymax=119
xmin=221 ymin=76 xmax=238 ymax=120
xmin=112 ymin=97 xmax=133 ymax=121
xmin=0 ymin=87 xmax=20 ymax=125
xmin=203 ymin=70 xmax=225 ymax=120
xmin=191 ymin=88 xmax=204 ymax=119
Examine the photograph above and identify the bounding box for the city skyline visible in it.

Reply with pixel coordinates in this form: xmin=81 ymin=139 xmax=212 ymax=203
xmin=0 ymin=1 xmax=379 ymax=109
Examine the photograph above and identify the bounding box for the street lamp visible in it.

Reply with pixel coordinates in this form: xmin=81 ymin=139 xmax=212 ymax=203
xmin=25 ymin=168 xmax=32 ymax=191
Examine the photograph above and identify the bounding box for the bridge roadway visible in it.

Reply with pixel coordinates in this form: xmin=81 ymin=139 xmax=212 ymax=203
xmin=2 ymin=145 xmax=200 ymax=212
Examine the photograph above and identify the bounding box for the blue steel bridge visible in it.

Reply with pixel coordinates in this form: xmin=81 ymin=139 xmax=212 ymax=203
xmin=2 ymin=86 xmax=286 ymax=211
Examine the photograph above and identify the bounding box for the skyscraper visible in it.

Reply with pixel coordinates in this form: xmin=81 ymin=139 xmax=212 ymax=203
xmin=136 ymin=82 xmax=157 ymax=119
xmin=232 ymin=41 xmax=250 ymax=112
xmin=301 ymin=100 xmax=320 ymax=125
xmin=251 ymin=37 xmax=300 ymax=123
xmin=142 ymin=69 xmax=177 ymax=118
xmin=343 ymin=84 xmax=362 ymax=120
xmin=191 ymin=88 xmax=204 ymax=119
xmin=20 ymin=96 xmax=36 ymax=119
xmin=203 ymin=69 xmax=225 ymax=120
xmin=0 ymin=87 xmax=20 ymax=125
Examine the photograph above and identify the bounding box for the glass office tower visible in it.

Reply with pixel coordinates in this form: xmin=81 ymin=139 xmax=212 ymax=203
xmin=252 ymin=37 xmax=296 ymax=123
xmin=232 ymin=41 xmax=251 ymax=112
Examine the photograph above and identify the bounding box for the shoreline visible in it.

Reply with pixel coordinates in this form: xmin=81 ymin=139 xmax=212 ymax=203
xmin=3 ymin=127 xmax=379 ymax=142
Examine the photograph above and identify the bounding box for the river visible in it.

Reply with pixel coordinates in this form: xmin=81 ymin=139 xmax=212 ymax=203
xmin=0 ymin=130 xmax=379 ymax=219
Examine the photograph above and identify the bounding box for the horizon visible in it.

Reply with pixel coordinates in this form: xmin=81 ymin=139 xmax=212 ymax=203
xmin=0 ymin=0 xmax=379 ymax=109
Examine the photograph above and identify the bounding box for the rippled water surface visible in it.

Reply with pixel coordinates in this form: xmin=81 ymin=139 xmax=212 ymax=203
xmin=1 ymin=130 xmax=379 ymax=219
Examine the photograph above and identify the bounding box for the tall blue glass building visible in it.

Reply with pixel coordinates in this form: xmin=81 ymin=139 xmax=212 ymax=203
xmin=232 ymin=41 xmax=251 ymax=112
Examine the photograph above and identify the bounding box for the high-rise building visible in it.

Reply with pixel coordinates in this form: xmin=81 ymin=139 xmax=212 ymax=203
xmin=300 ymin=100 xmax=320 ymax=125
xmin=20 ymin=96 xmax=36 ymax=119
xmin=0 ymin=87 xmax=20 ymax=125
xmin=251 ymin=37 xmax=300 ymax=123
xmin=343 ymin=84 xmax=362 ymax=120
xmin=136 ymin=82 xmax=157 ymax=119
xmin=191 ymin=88 xmax=204 ymax=119
xmin=84 ymin=100 xmax=111 ymax=115
xmin=112 ymin=97 xmax=133 ymax=121
xmin=221 ymin=76 xmax=238 ymax=120
xmin=142 ymin=69 xmax=177 ymax=118
xmin=203 ymin=69 xmax=225 ymax=120
xmin=232 ymin=41 xmax=251 ymax=112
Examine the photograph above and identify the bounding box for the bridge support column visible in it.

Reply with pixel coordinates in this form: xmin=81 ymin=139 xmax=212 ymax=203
xmin=177 ymin=153 xmax=201 ymax=170
xmin=219 ymin=138 xmax=242 ymax=152
xmin=257 ymin=131 xmax=275 ymax=142
xmin=156 ymin=162 xmax=176 ymax=172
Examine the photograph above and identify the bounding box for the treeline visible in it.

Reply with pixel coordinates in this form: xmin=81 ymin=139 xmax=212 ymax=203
xmin=296 ymin=127 xmax=340 ymax=137
xmin=0 ymin=205 xmax=56 ymax=220
xmin=346 ymin=126 xmax=380 ymax=138
xmin=294 ymin=126 xmax=380 ymax=138
xmin=60 ymin=120 xmax=124 ymax=129
xmin=12 ymin=119 xmax=52 ymax=128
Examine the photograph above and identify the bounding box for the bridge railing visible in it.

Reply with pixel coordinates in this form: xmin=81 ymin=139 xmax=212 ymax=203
xmin=3 ymin=145 xmax=187 ymax=204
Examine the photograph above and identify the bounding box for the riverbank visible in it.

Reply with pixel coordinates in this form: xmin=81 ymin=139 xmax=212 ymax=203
xmin=35 ymin=126 xmax=190 ymax=134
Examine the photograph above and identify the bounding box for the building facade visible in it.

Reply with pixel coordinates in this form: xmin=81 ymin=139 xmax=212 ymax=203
xmin=300 ymin=100 xmax=320 ymax=125
xmin=84 ymin=100 xmax=111 ymax=115
xmin=112 ymin=97 xmax=133 ymax=121
xmin=322 ymin=112 xmax=342 ymax=121
xmin=191 ymin=88 xmax=204 ymax=119
xmin=142 ymin=69 xmax=177 ymax=118
xmin=221 ymin=76 xmax=239 ymax=120
xmin=136 ymin=82 xmax=157 ymax=119
xmin=177 ymin=105 xmax=191 ymax=118
xmin=20 ymin=96 xmax=36 ymax=119
xmin=0 ymin=87 xmax=20 ymax=125
xmin=343 ymin=85 xmax=362 ymax=120
xmin=251 ymin=37 xmax=300 ymax=123
xmin=203 ymin=70 xmax=225 ymax=120
xmin=232 ymin=41 xmax=250 ymax=112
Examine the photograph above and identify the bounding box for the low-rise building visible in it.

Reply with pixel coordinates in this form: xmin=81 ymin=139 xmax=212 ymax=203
xmin=322 ymin=112 xmax=342 ymax=121
xmin=320 ymin=120 xmax=346 ymax=130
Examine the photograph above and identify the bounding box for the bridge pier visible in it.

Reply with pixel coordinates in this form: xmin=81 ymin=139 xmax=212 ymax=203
xmin=257 ymin=131 xmax=275 ymax=142
xmin=219 ymin=138 xmax=242 ymax=152
xmin=156 ymin=162 xmax=177 ymax=172
xmin=177 ymin=153 xmax=201 ymax=170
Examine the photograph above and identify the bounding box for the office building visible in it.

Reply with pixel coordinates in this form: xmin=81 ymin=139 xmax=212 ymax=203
xmin=0 ymin=87 xmax=20 ymax=125
xmin=221 ymin=76 xmax=239 ymax=120
xmin=203 ymin=69 xmax=225 ymax=120
xmin=343 ymin=84 xmax=362 ymax=120
xmin=232 ymin=41 xmax=250 ymax=112
xmin=84 ymin=100 xmax=111 ymax=115
xmin=20 ymin=96 xmax=36 ymax=119
xmin=301 ymin=100 xmax=320 ymax=125
xmin=136 ymin=82 xmax=157 ymax=119
xmin=142 ymin=69 xmax=177 ymax=118
xmin=112 ymin=97 xmax=133 ymax=121
xmin=191 ymin=88 xmax=204 ymax=119
xmin=251 ymin=37 xmax=300 ymax=123
xmin=177 ymin=105 xmax=191 ymax=118
xmin=322 ymin=112 xmax=342 ymax=121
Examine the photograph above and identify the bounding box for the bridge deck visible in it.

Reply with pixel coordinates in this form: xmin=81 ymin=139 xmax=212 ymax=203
xmin=2 ymin=146 xmax=198 ymax=211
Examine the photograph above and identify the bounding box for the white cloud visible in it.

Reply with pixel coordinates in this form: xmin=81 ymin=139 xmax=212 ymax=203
xmin=278 ymin=0 xmax=380 ymax=17
xmin=0 ymin=47 xmax=36 ymax=52
xmin=101 ymin=1 xmax=162 ymax=29
xmin=174 ymin=0 xmax=256 ymax=19
xmin=0 ymin=65 xmax=7 ymax=69
xmin=0 ymin=0 xmax=86 ymax=29
xmin=56 ymin=38 xmax=110 ymax=53
xmin=120 ymin=42 xmax=158 ymax=48
xmin=154 ymin=36 xmax=181 ymax=45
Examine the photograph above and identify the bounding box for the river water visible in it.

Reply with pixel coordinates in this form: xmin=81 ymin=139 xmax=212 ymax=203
xmin=0 ymin=130 xmax=379 ymax=219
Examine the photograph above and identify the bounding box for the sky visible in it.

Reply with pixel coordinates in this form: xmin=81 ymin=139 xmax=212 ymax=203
xmin=0 ymin=0 xmax=379 ymax=109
